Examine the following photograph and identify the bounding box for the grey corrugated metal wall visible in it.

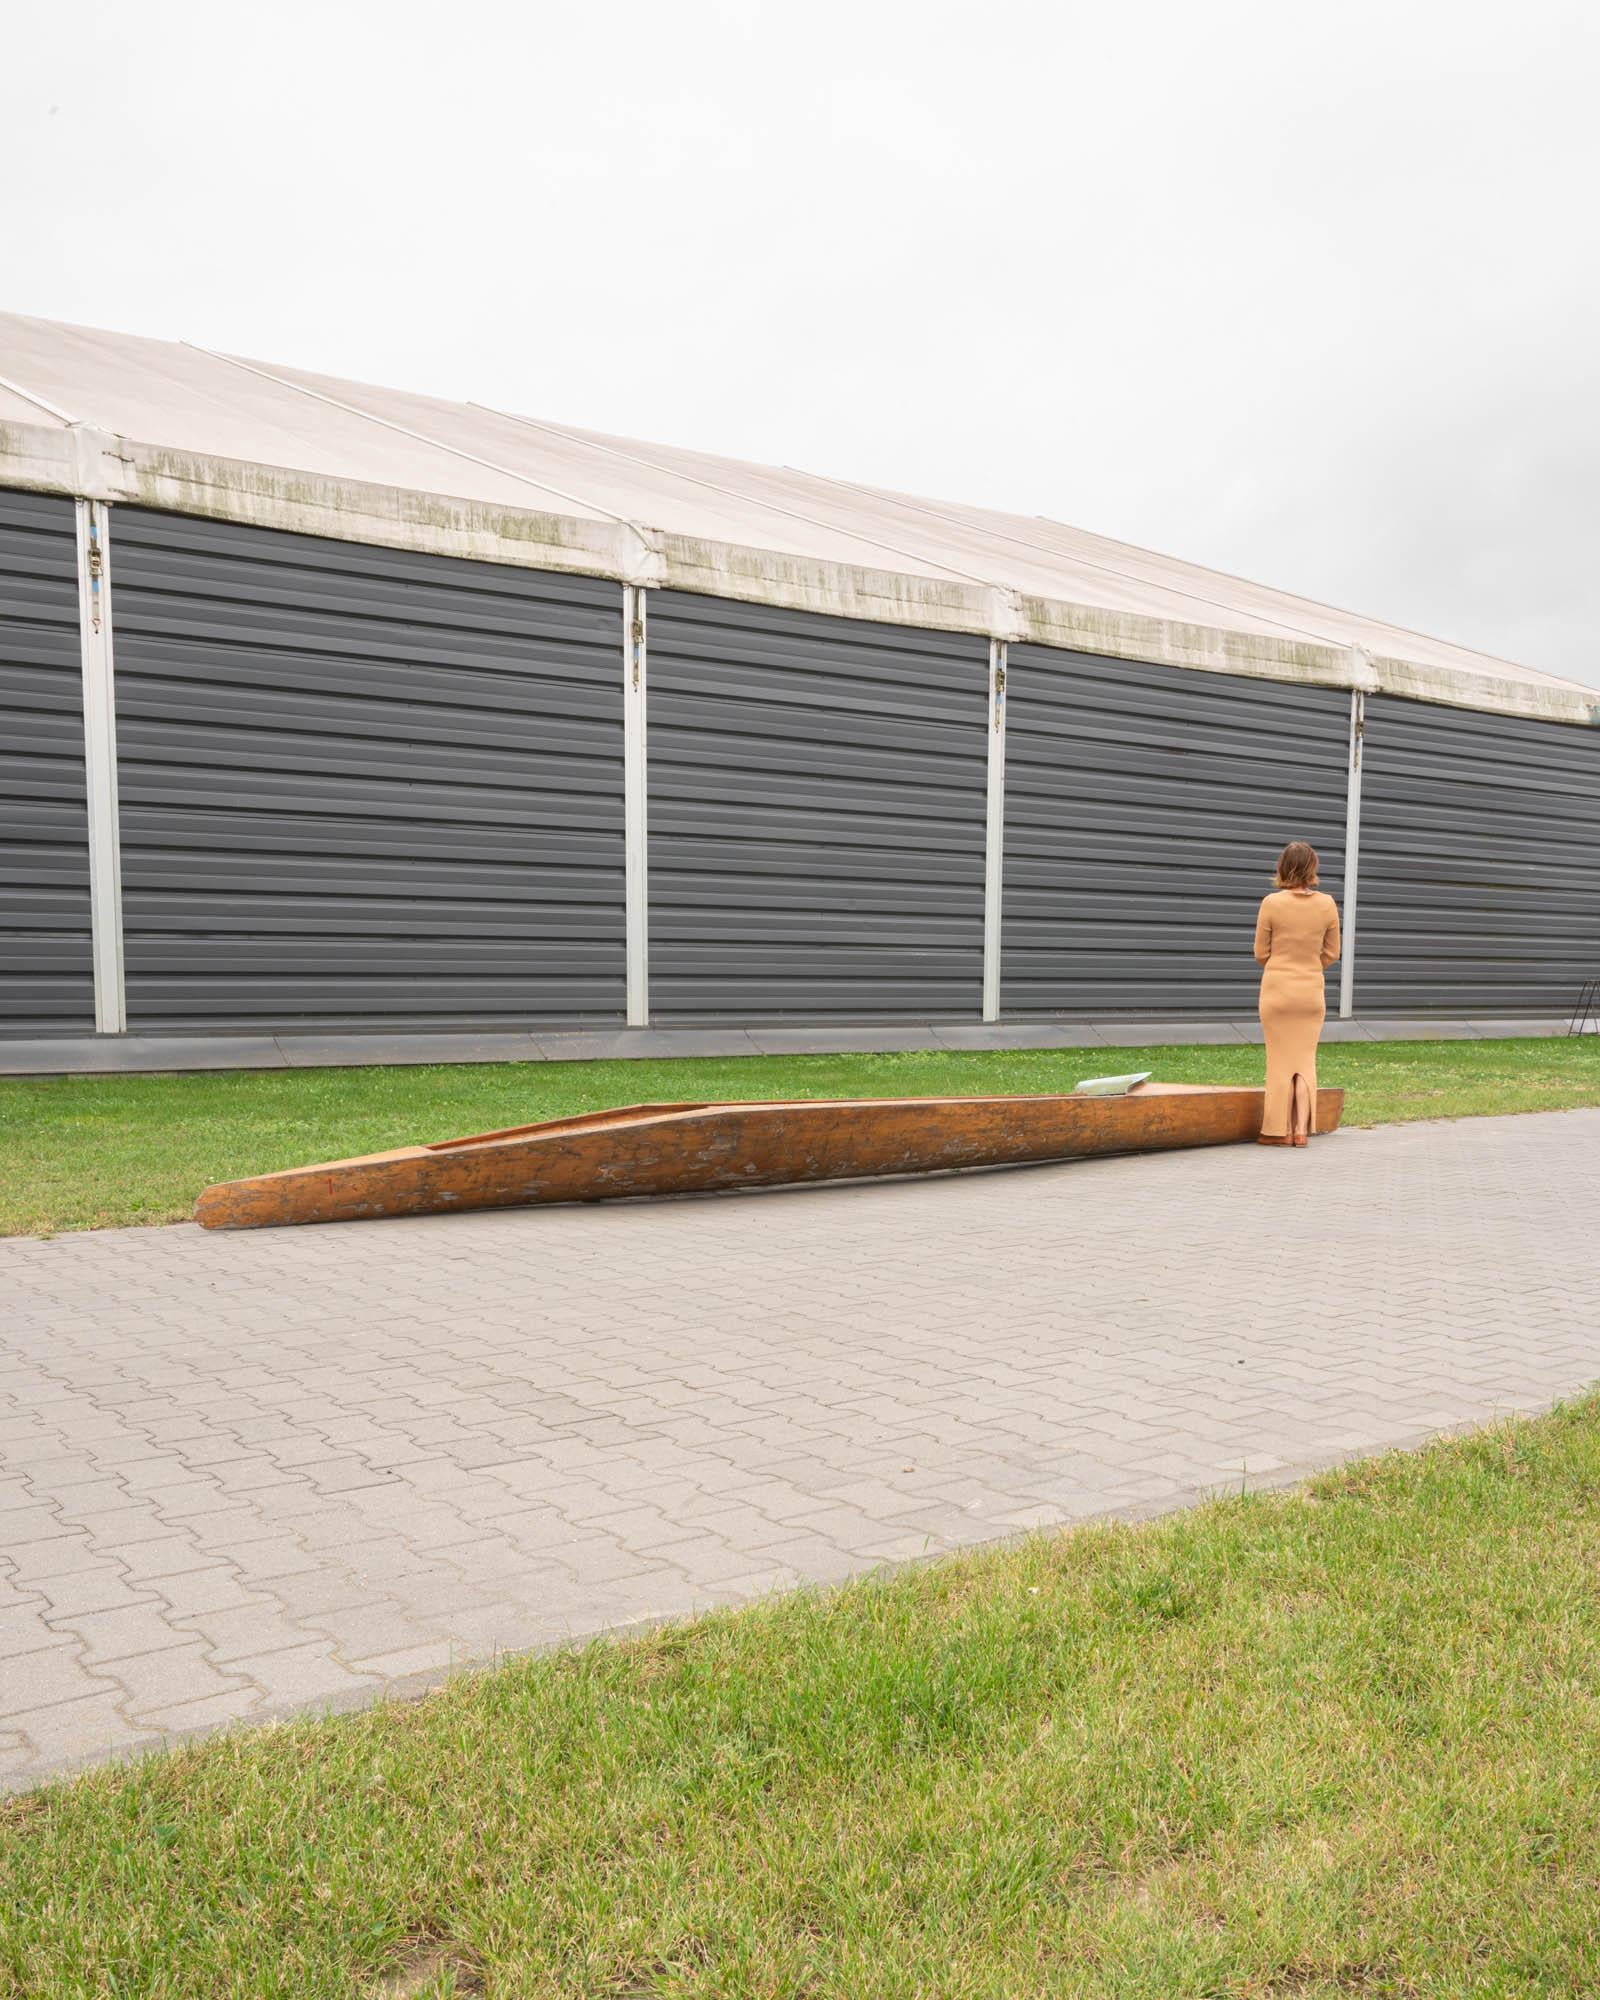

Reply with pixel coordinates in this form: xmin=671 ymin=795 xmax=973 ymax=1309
xmin=1002 ymin=646 xmax=1350 ymax=1016
xmin=1357 ymin=693 xmax=1600 ymax=1014
xmin=108 ymin=509 xmax=627 ymax=1030
xmin=5 ymin=487 xmax=1599 ymax=1041
xmin=647 ymin=591 xmax=989 ymax=1021
xmin=0 ymin=490 xmax=94 ymax=1034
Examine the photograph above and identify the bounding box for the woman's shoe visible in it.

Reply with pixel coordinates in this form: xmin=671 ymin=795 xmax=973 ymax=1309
xmin=1257 ymin=1134 xmax=1293 ymax=1147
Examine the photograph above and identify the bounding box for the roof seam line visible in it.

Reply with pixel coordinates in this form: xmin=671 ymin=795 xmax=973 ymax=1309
xmin=0 ymin=367 xmax=77 ymax=426
xmin=479 ymin=405 xmax=1004 ymax=597
xmin=186 ymin=345 xmax=646 ymax=538
xmin=794 ymin=465 xmax=1348 ymax=656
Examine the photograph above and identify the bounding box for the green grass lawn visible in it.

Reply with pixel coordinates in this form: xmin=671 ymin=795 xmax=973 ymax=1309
xmin=4 ymin=1402 xmax=1599 ymax=1997
xmin=2 ymin=1037 xmax=1598 ymax=1236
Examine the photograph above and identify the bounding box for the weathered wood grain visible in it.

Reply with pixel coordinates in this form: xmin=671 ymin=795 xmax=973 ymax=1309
xmin=193 ymin=1084 xmax=1345 ymax=1231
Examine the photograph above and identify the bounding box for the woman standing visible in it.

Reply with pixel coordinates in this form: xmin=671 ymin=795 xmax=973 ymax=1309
xmin=1255 ymin=841 xmax=1341 ymax=1147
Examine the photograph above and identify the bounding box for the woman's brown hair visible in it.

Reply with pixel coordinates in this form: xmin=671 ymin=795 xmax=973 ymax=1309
xmin=1275 ymin=840 xmax=1320 ymax=889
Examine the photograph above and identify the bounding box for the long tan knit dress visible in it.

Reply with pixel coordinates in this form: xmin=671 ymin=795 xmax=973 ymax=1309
xmin=1254 ymin=888 xmax=1341 ymax=1139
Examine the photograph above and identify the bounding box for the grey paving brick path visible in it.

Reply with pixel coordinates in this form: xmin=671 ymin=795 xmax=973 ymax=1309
xmin=3 ymin=1108 xmax=1599 ymax=1793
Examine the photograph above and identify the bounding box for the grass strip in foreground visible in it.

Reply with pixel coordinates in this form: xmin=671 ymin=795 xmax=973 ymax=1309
xmin=3 ymin=1401 xmax=1599 ymax=1997
xmin=4 ymin=1035 xmax=1599 ymax=1235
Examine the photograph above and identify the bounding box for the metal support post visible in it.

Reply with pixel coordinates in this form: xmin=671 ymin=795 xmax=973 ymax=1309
xmin=1339 ymin=689 xmax=1364 ymax=1020
xmin=981 ymin=640 xmax=1007 ymax=1022
xmin=75 ymin=498 xmax=126 ymax=1033
xmin=623 ymin=585 xmax=649 ymax=1027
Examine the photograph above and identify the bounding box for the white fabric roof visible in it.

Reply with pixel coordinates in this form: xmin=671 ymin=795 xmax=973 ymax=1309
xmin=1 ymin=311 xmax=1593 ymax=726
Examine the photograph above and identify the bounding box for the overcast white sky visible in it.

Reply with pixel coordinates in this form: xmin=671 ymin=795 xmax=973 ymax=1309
xmin=6 ymin=0 xmax=1598 ymax=687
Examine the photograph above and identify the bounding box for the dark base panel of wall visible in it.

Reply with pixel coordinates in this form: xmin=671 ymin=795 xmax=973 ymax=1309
xmin=0 ymin=490 xmax=95 ymax=1035
xmin=647 ymin=591 xmax=989 ymax=1023
xmin=1356 ymin=695 xmax=1600 ymax=1016
xmin=108 ymin=509 xmax=629 ymax=1031
xmin=1002 ymin=647 xmax=1351 ymax=1018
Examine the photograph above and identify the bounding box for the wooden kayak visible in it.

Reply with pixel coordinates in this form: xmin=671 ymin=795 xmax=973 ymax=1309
xmin=193 ymin=1082 xmax=1344 ymax=1230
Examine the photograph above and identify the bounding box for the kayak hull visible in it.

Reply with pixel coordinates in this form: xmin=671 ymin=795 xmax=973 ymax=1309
xmin=193 ymin=1083 xmax=1345 ymax=1230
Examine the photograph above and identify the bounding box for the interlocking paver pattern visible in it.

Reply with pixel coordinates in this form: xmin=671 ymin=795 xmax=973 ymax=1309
xmin=3 ymin=1107 xmax=1599 ymax=1792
